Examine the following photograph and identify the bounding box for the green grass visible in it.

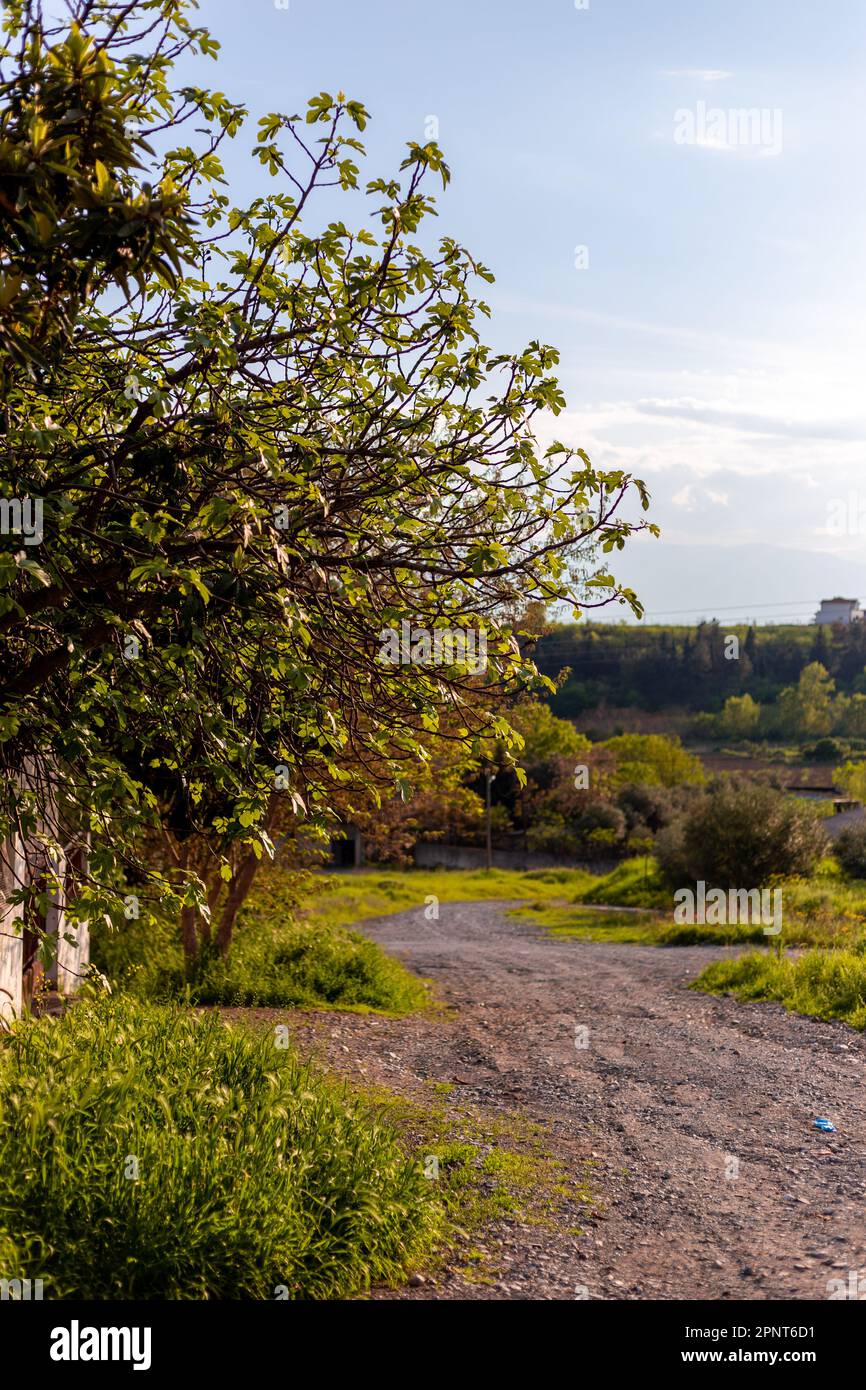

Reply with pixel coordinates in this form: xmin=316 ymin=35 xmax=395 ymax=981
xmin=513 ymin=856 xmax=773 ymax=944
xmin=577 ymin=857 xmax=671 ymax=910
xmin=93 ymin=858 xmax=866 ymax=1017
xmin=507 ymin=856 xmax=866 ymax=949
xmin=92 ymin=865 xmax=597 ymax=1014
xmin=92 ymin=869 xmax=432 ymax=1014
xmin=508 ymin=902 xmax=768 ymax=946
xmin=509 ymin=904 xmax=665 ymax=943
xmin=356 ymin=1081 xmax=597 ymax=1282
xmin=692 ymin=949 xmax=866 ymax=1030
xmin=300 ymin=865 xmax=598 ymax=926
xmin=0 ymin=994 xmax=444 ymax=1299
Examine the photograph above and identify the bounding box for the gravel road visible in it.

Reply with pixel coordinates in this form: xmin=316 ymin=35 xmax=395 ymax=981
xmin=281 ymin=899 xmax=866 ymax=1301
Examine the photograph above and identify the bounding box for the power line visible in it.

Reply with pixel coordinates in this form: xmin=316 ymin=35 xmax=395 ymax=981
xmin=639 ymin=598 xmax=861 ymax=619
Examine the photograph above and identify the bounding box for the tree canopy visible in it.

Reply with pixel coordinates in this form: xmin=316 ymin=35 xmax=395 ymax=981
xmin=0 ymin=0 xmax=654 ymax=959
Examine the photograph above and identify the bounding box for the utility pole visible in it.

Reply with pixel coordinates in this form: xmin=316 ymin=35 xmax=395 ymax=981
xmin=485 ymin=767 xmax=496 ymax=871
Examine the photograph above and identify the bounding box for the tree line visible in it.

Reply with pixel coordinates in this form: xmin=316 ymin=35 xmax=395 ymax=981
xmin=537 ymin=620 xmax=866 ymax=717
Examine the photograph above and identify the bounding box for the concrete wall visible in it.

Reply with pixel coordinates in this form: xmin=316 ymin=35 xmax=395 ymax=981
xmin=0 ymin=829 xmax=90 ymax=1023
xmin=823 ymin=806 xmax=866 ymax=841
xmin=0 ymin=836 xmax=24 ymax=1024
xmin=46 ymin=860 xmax=90 ymax=998
xmin=413 ymin=842 xmax=620 ymax=874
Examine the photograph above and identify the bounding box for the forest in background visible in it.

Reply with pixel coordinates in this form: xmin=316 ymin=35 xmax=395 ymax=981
xmin=537 ymin=620 xmax=866 ymax=719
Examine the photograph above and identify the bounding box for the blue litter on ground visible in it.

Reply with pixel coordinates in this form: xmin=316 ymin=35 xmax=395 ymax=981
xmin=814 ymin=1118 xmax=836 ymax=1133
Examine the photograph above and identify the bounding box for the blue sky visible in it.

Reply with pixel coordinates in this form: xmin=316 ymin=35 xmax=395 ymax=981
xmin=193 ymin=0 xmax=866 ymax=623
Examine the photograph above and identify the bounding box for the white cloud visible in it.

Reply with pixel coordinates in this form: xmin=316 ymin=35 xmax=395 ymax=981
xmin=661 ymin=69 xmax=733 ymax=82
xmin=672 ymin=484 xmax=699 ymax=510
xmin=635 ymin=397 xmax=866 ymax=442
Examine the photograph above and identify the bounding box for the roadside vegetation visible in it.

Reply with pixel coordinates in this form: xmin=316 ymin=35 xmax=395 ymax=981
xmin=0 ymin=996 xmax=442 ymax=1298
xmin=92 ymin=840 xmax=866 ymax=1004
xmin=329 ymin=1080 xmax=598 ymax=1285
xmin=692 ymin=951 xmax=866 ymax=1031
xmin=0 ymin=994 xmax=597 ymax=1298
xmin=91 ymin=864 xmax=598 ymax=1009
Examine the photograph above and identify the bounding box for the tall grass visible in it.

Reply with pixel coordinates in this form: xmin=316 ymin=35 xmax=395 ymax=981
xmin=692 ymin=949 xmax=866 ymax=1029
xmin=92 ymin=875 xmax=429 ymax=1013
xmin=577 ymin=856 xmax=671 ymax=910
xmin=0 ymin=995 xmax=442 ymax=1298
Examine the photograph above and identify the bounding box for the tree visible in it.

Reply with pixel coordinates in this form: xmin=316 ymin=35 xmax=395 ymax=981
xmin=321 ymin=729 xmax=488 ymax=863
xmin=719 ymin=693 xmax=760 ymax=739
xmin=842 ymin=693 xmax=866 ymax=738
xmin=656 ymin=780 xmax=827 ymax=888
xmin=0 ymin=1 xmax=655 ymax=966
xmin=778 ymin=663 xmax=836 ymax=738
xmin=508 ymin=702 xmax=591 ymax=769
xmin=602 ymin=734 xmax=705 ymax=787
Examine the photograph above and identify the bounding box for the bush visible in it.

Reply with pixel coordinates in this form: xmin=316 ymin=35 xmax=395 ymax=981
xmin=0 ymin=996 xmax=440 ymax=1298
xmin=189 ymin=919 xmax=428 ymax=1011
xmin=833 ymin=823 xmax=866 ymax=879
xmin=806 ymin=737 xmax=844 ymax=762
xmin=526 ymin=800 xmax=627 ymax=859
xmin=655 ymin=779 xmax=827 ymax=889
xmin=616 ymin=782 xmax=690 ymax=834
xmin=526 ymin=812 xmax=582 ymax=857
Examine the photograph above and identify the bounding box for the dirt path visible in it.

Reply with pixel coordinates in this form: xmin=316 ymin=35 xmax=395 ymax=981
xmin=272 ymin=900 xmax=866 ymax=1300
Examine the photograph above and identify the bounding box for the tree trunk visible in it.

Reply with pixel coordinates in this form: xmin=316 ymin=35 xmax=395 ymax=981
xmin=215 ymin=850 xmax=261 ymax=957
xmin=180 ymin=903 xmax=199 ymax=964
xmin=214 ymin=793 xmax=281 ymax=957
xmin=177 ymin=843 xmax=200 ymax=966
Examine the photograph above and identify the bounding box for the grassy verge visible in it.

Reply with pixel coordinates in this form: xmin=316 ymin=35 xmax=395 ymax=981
xmin=519 ymin=856 xmax=866 ymax=951
xmin=357 ymin=1081 xmax=598 ymax=1284
xmin=92 ymin=865 xmax=597 ymax=1012
xmin=691 ymin=949 xmax=866 ymax=1030
xmin=0 ymin=994 xmax=444 ymax=1299
xmin=508 ymin=903 xmax=769 ymax=946
xmin=299 ymin=865 xmax=598 ymax=924
xmin=93 ymin=858 xmax=866 ymax=1012
xmin=0 ymin=995 xmax=597 ymax=1298
xmin=577 ymin=856 xmax=671 ymax=910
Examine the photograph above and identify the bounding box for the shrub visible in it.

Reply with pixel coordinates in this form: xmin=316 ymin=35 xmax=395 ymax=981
xmin=526 ymin=801 xmax=627 ymax=859
xmin=833 ymin=822 xmax=866 ymax=879
xmin=806 ymin=737 xmax=844 ymax=762
xmin=526 ymin=812 xmax=582 ymax=857
xmin=616 ymin=782 xmax=690 ymax=834
xmin=655 ymin=779 xmax=827 ymax=889
xmin=189 ymin=919 xmax=428 ymax=1011
xmin=0 ymin=996 xmax=440 ymax=1298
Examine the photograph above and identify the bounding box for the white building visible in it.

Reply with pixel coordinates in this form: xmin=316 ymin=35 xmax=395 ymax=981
xmin=814 ymin=597 xmax=862 ymax=626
